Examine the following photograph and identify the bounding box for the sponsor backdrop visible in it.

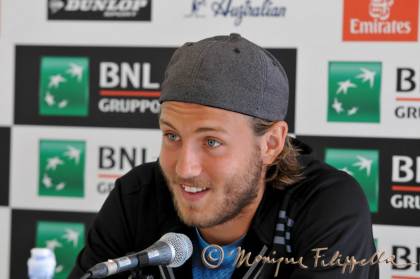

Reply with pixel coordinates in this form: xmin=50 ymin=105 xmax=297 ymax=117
xmin=0 ymin=0 xmax=419 ymax=278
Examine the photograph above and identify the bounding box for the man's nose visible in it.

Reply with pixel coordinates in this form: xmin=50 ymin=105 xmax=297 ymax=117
xmin=175 ymin=144 xmax=202 ymax=179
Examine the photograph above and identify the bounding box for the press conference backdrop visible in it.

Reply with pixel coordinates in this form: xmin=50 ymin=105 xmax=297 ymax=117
xmin=0 ymin=0 xmax=419 ymax=278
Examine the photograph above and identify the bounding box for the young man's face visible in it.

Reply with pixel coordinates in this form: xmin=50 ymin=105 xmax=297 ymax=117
xmin=159 ymin=101 xmax=265 ymax=229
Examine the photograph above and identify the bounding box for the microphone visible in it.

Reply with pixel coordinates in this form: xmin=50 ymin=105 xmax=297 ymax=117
xmin=83 ymin=232 xmax=193 ymax=278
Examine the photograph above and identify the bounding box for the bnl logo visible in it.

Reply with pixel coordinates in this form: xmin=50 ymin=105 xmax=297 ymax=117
xmin=328 ymin=62 xmax=381 ymax=123
xmin=36 ymin=221 xmax=85 ymax=279
xmin=395 ymin=67 xmax=420 ymax=119
xmin=392 ymin=245 xmax=420 ymax=273
xmin=38 ymin=139 xmax=85 ymax=197
xmin=391 ymin=156 xmax=420 ymax=209
xmin=325 ymin=148 xmax=379 ymax=213
xmin=39 ymin=56 xmax=89 ymax=117
xmin=376 ymin=238 xmax=420 ymax=276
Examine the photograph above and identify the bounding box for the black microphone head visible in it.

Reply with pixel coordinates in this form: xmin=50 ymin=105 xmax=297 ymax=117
xmin=160 ymin=233 xmax=193 ymax=268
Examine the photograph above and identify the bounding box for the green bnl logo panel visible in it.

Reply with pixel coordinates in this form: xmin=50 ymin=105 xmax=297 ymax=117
xmin=39 ymin=56 xmax=89 ymax=116
xmin=328 ymin=62 xmax=381 ymax=123
xmin=39 ymin=140 xmax=85 ymax=197
xmin=36 ymin=221 xmax=85 ymax=279
xmin=325 ymin=148 xmax=379 ymax=213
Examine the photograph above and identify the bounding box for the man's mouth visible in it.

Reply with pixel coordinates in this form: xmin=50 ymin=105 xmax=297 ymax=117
xmin=180 ymin=184 xmax=208 ymax=193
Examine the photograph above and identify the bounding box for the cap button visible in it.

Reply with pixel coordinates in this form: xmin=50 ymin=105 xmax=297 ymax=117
xmin=229 ymin=33 xmax=241 ymax=40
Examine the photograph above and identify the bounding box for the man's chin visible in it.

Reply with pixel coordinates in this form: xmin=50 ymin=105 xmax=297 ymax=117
xmin=176 ymin=207 xmax=211 ymax=227
xmin=178 ymin=214 xmax=204 ymax=227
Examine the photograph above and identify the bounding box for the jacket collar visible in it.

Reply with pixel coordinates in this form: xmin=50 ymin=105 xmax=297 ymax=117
xmin=249 ymin=184 xmax=283 ymax=246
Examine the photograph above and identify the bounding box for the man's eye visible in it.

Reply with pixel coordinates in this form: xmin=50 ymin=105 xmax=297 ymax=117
xmin=165 ymin=133 xmax=179 ymax=142
xmin=207 ymin=139 xmax=221 ymax=148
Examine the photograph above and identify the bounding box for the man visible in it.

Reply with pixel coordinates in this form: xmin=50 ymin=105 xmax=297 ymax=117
xmin=70 ymin=34 xmax=378 ymax=278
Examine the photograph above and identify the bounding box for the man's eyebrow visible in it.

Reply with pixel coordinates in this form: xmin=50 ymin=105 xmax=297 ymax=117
xmin=159 ymin=118 xmax=228 ymax=134
xmin=159 ymin=119 xmax=176 ymax=130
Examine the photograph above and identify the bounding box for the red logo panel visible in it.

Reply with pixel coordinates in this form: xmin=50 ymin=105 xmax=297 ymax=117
xmin=343 ymin=0 xmax=419 ymax=41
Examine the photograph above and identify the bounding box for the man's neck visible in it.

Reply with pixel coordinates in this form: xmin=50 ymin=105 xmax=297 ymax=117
xmin=198 ymin=184 xmax=266 ymax=245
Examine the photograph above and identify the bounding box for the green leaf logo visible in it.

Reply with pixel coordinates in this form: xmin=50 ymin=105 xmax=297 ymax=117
xmin=328 ymin=62 xmax=381 ymax=123
xmin=325 ymin=148 xmax=380 ymax=213
xmin=39 ymin=56 xmax=89 ymax=116
xmin=38 ymin=140 xmax=85 ymax=197
xmin=36 ymin=221 xmax=85 ymax=279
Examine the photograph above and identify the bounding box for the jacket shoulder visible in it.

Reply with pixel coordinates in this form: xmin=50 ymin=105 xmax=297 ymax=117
xmin=116 ymin=161 xmax=164 ymax=194
xmin=293 ymin=155 xmax=367 ymax=205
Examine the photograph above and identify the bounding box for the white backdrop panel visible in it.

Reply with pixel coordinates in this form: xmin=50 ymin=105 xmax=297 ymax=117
xmin=296 ymin=45 xmax=420 ymax=138
xmin=373 ymin=224 xmax=420 ymax=279
xmin=10 ymin=125 xmax=162 ymax=212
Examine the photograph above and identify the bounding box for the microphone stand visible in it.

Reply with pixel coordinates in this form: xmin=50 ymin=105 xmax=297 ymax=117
xmin=129 ymin=268 xmax=143 ymax=279
xmin=130 ymin=252 xmax=157 ymax=279
xmin=129 ymin=252 xmax=155 ymax=279
xmin=81 ymin=251 xmax=151 ymax=279
xmin=80 ymin=268 xmax=147 ymax=279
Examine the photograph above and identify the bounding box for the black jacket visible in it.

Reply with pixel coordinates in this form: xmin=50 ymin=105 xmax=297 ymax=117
xmin=70 ymin=142 xmax=379 ymax=279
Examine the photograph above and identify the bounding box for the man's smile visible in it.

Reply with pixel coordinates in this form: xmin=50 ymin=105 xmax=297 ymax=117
xmin=179 ymin=184 xmax=210 ymax=203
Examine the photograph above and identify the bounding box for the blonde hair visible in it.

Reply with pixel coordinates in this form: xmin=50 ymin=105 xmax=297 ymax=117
xmin=251 ymin=117 xmax=304 ymax=189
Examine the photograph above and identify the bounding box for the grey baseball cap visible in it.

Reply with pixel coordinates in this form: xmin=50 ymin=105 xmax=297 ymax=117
xmin=160 ymin=33 xmax=289 ymax=121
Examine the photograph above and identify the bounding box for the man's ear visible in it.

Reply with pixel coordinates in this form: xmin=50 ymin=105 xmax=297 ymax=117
xmin=259 ymin=121 xmax=288 ymax=165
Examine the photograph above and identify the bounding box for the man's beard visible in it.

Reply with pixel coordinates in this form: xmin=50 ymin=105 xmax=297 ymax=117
xmin=161 ymin=150 xmax=263 ymax=229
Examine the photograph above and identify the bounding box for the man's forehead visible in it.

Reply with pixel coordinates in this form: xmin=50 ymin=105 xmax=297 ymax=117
xmin=159 ymin=101 xmax=252 ymax=129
